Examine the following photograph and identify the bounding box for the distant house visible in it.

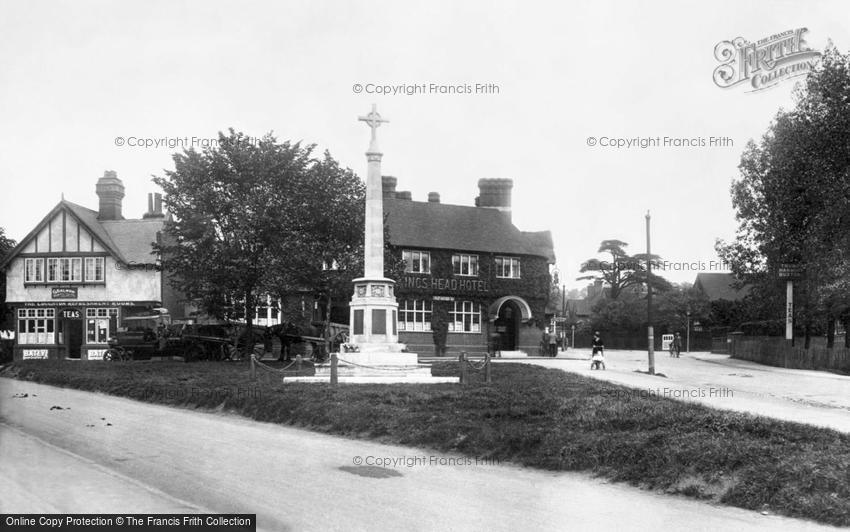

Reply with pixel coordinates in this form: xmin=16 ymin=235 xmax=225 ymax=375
xmin=693 ymin=272 xmax=750 ymax=302
xmin=566 ymin=279 xmax=606 ymax=324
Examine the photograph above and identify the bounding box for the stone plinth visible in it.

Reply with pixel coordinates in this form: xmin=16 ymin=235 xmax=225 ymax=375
xmin=283 ymin=351 xmax=460 ymax=384
xmin=349 ymin=277 xmax=400 ymax=345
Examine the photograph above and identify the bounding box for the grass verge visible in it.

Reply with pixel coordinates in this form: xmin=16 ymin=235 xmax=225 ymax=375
xmin=2 ymin=360 xmax=849 ymax=526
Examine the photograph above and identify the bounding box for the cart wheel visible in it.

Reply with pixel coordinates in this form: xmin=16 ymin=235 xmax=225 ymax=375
xmin=104 ymin=348 xmax=124 ymax=362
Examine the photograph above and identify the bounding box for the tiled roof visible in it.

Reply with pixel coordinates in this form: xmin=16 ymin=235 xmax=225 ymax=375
xmin=101 ymin=219 xmax=163 ymax=264
xmin=1 ymin=200 xmax=162 ymax=268
xmin=694 ymin=272 xmax=750 ymax=301
xmin=384 ymin=199 xmax=554 ymax=261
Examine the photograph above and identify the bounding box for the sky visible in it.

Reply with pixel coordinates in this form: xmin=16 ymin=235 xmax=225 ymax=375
xmin=1 ymin=0 xmax=847 ymax=290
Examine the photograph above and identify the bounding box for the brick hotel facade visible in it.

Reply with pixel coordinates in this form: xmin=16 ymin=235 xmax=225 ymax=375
xmin=384 ymin=177 xmax=555 ymax=355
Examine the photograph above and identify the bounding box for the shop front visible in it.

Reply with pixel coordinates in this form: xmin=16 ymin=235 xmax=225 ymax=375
xmin=14 ymin=299 xmax=160 ymax=361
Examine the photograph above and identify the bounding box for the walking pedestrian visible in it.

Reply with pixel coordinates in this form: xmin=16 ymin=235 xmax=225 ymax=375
xmin=672 ymin=332 xmax=682 ymax=357
xmin=548 ymin=330 xmax=558 ymax=357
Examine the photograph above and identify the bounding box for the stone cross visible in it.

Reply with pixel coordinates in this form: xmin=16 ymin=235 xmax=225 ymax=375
xmin=358 ymin=104 xmax=389 ymax=146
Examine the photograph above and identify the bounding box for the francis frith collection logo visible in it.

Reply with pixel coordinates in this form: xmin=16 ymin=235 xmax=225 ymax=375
xmin=713 ymin=28 xmax=822 ymax=92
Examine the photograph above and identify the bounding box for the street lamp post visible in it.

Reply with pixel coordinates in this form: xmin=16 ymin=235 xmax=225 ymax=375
xmin=686 ymin=310 xmax=691 ymax=353
xmin=646 ymin=210 xmax=654 ymax=375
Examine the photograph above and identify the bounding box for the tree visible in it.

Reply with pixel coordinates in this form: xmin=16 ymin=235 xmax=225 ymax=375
xmin=0 ymin=227 xmax=17 ymax=330
xmin=154 ymin=129 xmax=366 ymax=352
xmin=717 ymin=48 xmax=850 ymax=346
xmin=578 ymin=239 xmax=671 ymax=298
xmin=653 ymin=283 xmax=711 ymax=334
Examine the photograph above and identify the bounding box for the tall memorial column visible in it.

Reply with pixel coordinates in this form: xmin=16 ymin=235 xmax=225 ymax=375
xmin=348 ymin=105 xmax=402 ymax=351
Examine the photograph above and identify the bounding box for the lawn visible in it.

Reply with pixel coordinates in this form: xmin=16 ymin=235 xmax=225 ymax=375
xmin=2 ymin=359 xmax=849 ymax=526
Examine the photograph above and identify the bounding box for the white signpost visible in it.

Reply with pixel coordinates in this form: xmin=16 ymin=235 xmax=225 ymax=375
xmin=779 ymin=264 xmax=802 ymax=344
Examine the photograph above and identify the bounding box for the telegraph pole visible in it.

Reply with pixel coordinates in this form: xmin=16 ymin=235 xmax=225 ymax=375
xmin=646 ymin=211 xmax=655 ymax=375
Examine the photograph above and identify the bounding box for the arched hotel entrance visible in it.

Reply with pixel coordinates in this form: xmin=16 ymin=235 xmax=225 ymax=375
xmin=489 ymin=296 xmax=533 ymax=352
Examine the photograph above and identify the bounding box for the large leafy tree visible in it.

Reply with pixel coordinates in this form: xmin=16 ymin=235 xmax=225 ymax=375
xmin=717 ymin=48 xmax=850 ymax=346
xmin=154 ymin=130 xmax=366 ymax=350
xmin=0 ymin=227 xmax=17 ymax=330
xmin=578 ymin=239 xmax=671 ymax=299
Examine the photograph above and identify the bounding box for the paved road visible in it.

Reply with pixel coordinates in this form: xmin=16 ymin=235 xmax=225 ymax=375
xmin=0 ymin=378 xmax=836 ymax=531
xmin=512 ymin=350 xmax=850 ymax=433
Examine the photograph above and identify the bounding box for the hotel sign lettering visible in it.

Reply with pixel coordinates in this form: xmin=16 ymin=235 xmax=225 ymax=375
xmin=402 ymin=276 xmax=489 ymax=292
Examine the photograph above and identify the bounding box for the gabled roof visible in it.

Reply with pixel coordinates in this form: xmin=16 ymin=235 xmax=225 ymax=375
xmin=62 ymin=201 xmax=125 ymax=260
xmin=0 ymin=200 xmax=162 ymax=269
xmin=384 ymin=199 xmax=554 ymax=261
xmin=694 ymin=272 xmax=750 ymax=301
xmin=567 ymin=298 xmax=592 ymax=317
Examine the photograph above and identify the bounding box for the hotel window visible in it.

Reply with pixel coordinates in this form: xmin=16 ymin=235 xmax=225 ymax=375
xmin=17 ymin=308 xmax=55 ymax=344
xmin=402 ymin=250 xmax=431 ymax=274
xmin=398 ymin=299 xmax=432 ymax=331
xmin=449 ymin=301 xmax=481 ymax=333
xmin=452 ymin=254 xmax=479 ymax=276
xmin=85 ymin=257 xmax=105 ymax=282
xmin=495 ymin=256 xmax=521 ymax=279
xmin=86 ymin=308 xmax=118 ymax=344
xmin=25 ymin=258 xmax=45 ymax=282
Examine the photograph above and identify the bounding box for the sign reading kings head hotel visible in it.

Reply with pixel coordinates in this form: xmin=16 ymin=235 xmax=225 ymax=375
xmin=713 ymin=28 xmax=821 ymax=92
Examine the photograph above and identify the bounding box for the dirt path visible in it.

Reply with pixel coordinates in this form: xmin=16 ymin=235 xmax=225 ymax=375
xmin=0 ymin=378 xmax=836 ymax=531
xmin=510 ymin=350 xmax=850 ymax=433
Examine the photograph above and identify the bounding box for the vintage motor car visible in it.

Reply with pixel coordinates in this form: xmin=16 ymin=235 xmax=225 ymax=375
xmin=104 ymin=314 xmax=185 ymax=361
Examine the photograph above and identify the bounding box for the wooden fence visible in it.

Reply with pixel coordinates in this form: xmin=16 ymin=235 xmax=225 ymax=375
xmin=730 ymin=335 xmax=850 ymax=372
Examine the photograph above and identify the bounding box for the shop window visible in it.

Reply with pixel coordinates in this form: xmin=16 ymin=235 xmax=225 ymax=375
xmin=402 ymin=250 xmax=431 ymax=274
xmin=452 ymin=254 xmax=479 ymax=276
xmin=398 ymin=299 xmax=432 ymax=331
xmin=449 ymin=301 xmax=481 ymax=333
xmin=495 ymin=256 xmax=521 ymax=279
xmin=85 ymin=308 xmax=118 ymax=344
xmin=17 ymin=308 xmax=55 ymax=344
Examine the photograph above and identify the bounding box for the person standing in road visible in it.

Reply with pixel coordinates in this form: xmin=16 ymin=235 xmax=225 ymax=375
xmin=672 ymin=332 xmax=683 ymax=357
xmin=548 ymin=330 xmax=558 ymax=357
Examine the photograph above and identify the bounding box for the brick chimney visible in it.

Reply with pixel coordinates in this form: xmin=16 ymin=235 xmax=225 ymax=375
xmin=382 ymin=176 xmax=397 ymax=199
xmin=477 ymin=178 xmax=512 ymax=219
xmin=396 ymin=191 xmax=412 ymax=200
xmin=95 ymin=170 xmax=125 ymax=220
xmin=143 ymin=192 xmax=165 ymax=219
xmin=427 ymin=192 xmax=440 ymax=203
